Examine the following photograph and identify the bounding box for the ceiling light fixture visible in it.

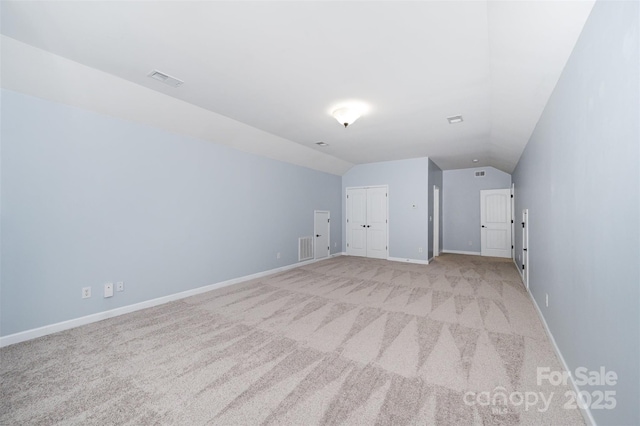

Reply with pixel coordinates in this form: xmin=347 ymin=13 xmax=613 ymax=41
xmin=447 ymin=115 xmax=463 ymax=124
xmin=328 ymin=101 xmax=370 ymax=128
xmin=472 ymin=158 xmax=479 ymax=163
xmin=316 ymin=141 xmax=329 ymax=147
xmin=332 ymin=107 xmax=362 ymax=128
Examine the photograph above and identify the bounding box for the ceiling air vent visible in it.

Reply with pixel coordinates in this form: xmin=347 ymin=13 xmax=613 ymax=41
xmin=475 ymin=170 xmax=486 ymax=177
xmin=147 ymin=70 xmax=184 ymax=88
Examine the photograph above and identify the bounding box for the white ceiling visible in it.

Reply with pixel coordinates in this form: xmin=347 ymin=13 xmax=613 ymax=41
xmin=1 ymin=1 xmax=594 ymax=174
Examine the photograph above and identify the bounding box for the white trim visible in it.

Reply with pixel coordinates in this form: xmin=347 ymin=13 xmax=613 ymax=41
xmin=441 ymin=249 xmax=481 ymax=256
xmin=332 ymin=252 xmax=347 ymax=257
xmin=514 ymin=258 xmax=525 ymax=284
xmin=0 ymin=257 xmax=325 ymax=348
xmin=433 ymin=185 xmax=440 ymax=257
xmin=528 ymin=291 xmax=596 ymax=426
xmin=522 ymin=209 xmax=529 ymax=291
xmin=387 ymin=256 xmax=429 ymax=265
xmin=511 ymin=183 xmax=515 ymax=261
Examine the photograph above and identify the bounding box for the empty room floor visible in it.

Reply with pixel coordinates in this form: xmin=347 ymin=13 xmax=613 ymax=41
xmin=0 ymin=254 xmax=583 ymax=425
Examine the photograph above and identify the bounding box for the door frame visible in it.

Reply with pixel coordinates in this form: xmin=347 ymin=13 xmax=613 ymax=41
xmin=345 ymin=185 xmax=389 ymax=258
xmin=511 ymin=183 xmax=515 ymax=261
xmin=314 ymin=210 xmax=330 ymax=260
xmin=433 ymin=185 xmax=440 ymax=257
xmin=522 ymin=209 xmax=529 ymax=290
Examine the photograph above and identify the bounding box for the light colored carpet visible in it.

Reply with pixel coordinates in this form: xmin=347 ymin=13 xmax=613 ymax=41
xmin=1 ymin=254 xmax=584 ymax=425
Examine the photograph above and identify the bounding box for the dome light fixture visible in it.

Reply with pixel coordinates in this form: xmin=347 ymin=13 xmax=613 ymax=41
xmin=332 ymin=107 xmax=362 ymax=128
xmin=329 ymin=101 xmax=370 ymax=128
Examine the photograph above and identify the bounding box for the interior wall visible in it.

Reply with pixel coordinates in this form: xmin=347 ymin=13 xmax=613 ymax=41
xmin=342 ymin=157 xmax=429 ymax=262
xmin=427 ymin=159 xmax=443 ymax=260
xmin=512 ymin=1 xmax=639 ymax=424
xmin=442 ymin=166 xmax=511 ymax=253
xmin=0 ymin=89 xmax=342 ymax=337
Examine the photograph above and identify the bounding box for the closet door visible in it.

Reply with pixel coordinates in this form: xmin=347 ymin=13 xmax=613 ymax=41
xmin=346 ymin=188 xmax=367 ymax=257
xmin=346 ymin=186 xmax=388 ymax=259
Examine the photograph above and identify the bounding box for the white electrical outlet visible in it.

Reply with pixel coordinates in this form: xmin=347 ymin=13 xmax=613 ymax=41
xmin=468 ymin=241 xmax=473 ymax=246
xmin=104 ymin=283 xmax=114 ymax=298
xmin=277 ymin=252 xmax=281 ymax=259
xmin=82 ymin=287 xmax=91 ymax=299
xmin=418 ymin=247 xmax=423 ymax=253
xmin=545 ymin=293 xmax=549 ymax=307
xmin=116 ymin=281 xmax=124 ymax=292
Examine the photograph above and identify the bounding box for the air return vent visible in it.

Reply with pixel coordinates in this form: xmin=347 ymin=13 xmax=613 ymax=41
xmin=475 ymin=170 xmax=486 ymax=177
xmin=147 ymin=70 xmax=184 ymax=88
xmin=298 ymin=237 xmax=313 ymax=261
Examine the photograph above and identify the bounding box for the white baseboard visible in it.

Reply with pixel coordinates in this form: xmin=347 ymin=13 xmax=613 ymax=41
xmin=528 ymin=290 xmax=596 ymax=426
xmin=332 ymin=252 xmax=346 ymax=257
xmin=440 ymin=249 xmax=481 ymax=256
xmin=387 ymin=256 xmax=429 ymax=265
xmin=0 ymin=257 xmax=327 ymax=348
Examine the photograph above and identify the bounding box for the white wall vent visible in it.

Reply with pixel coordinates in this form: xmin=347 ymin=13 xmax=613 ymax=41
xmin=475 ymin=170 xmax=486 ymax=177
xmin=147 ymin=70 xmax=184 ymax=88
xmin=298 ymin=236 xmax=313 ymax=261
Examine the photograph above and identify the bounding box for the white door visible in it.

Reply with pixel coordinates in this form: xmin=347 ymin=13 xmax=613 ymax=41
xmin=480 ymin=188 xmax=512 ymax=258
xmin=522 ymin=209 xmax=529 ymax=290
xmin=511 ymin=183 xmax=515 ymax=260
xmin=346 ymin=186 xmax=388 ymax=258
xmin=314 ymin=211 xmax=330 ymax=260
xmin=365 ymin=187 xmax=388 ymax=259
xmin=346 ymin=188 xmax=367 ymax=257
xmin=433 ymin=186 xmax=440 ymax=257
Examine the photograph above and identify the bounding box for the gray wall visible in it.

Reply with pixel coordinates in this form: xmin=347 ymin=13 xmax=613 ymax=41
xmin=342 ymin=157 xmax=429 ymax=261
xmin=427 ymin=159 xmax=443 ymax=260
xmin=442 ymin=166 xmax=511 ymax=253
xmin=1 ymin=89 xmax=342 ymax=336
xmin=512 ymin=1 xmax=639 ymax=424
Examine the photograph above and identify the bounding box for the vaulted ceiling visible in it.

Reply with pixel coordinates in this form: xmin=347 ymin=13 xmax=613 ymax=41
xmin=1 ymin=1 xmax=594 ymax=175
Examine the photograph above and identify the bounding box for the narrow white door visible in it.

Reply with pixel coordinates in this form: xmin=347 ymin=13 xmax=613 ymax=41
xmin=433 ymin=186 xmax=440 ymax=257
xmin=346 ymin=188 xmax=367 ymax=257
xmin=314 ymin=211 xmax=330 ymax=260
xmin=480 ymin=188 xmax=512 ymax=258
xmin=511 ymin=183 xmax=515 ymax=260
xmin=522 ymin=209 xmax=529 ymax=290
xmin=365 ymin=187 xmax=388 ymax=259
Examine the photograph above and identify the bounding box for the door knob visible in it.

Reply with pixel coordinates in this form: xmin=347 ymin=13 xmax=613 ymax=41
xmin=481 ymin=225 xmax=486 ymax=228
xmin=316 ymin=234 xmax=321 ymax=237
xmin=367 ymin=225 xmax=371 ymax=228
xmin=361 ymin=225 xmax=366 ymax=227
